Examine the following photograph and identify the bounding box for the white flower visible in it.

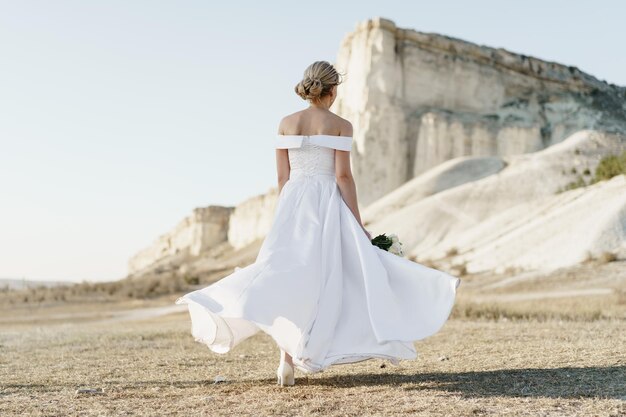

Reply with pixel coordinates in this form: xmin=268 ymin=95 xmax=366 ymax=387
xmin=388 ymin=233 xmax=399 ymax=244
xmin=389 ymin=242 xmax=404 ymax=256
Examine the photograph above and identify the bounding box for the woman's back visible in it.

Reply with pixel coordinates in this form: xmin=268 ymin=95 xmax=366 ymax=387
xmin=278 ymin=109 xmax=353 ymax=178
xmin=280 ymin=107 xmax=350 ymax=137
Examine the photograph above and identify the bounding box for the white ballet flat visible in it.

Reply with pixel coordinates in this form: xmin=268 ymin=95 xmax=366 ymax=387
xmin=276 ymin=350 xmax=295 ymax=386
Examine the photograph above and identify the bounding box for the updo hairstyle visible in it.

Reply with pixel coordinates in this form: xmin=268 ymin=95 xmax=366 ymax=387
xmin=294 ymin=61 xmax=344 ymax=101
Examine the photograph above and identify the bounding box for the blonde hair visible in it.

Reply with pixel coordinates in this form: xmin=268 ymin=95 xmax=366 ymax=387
xmin=294 ymin=61 xmax=344 ymax=102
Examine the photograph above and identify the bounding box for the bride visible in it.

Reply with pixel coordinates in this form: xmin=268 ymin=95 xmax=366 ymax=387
xmin=176 ymin=60 xmax=460 ymax=387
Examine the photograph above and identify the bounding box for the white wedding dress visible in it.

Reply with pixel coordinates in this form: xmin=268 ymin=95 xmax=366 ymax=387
xmin=175 ymin=134 xmax=460 ymax=374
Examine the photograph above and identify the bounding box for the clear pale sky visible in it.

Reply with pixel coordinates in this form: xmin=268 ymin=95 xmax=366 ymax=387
xmin=1 ymin=1 xmax=624 ymax=283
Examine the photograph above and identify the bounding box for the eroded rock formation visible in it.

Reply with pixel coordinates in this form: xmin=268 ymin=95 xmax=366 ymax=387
xmin=128 ymin=206 xmax=233 ymax=274
xmin=127 ymin=187 xmax=278 ymax=276
xmin=333 ymin=17 xmax=626 ymax=205
xmin=227 ymin=187 xmax=278 ymax=250
xmin=127 ymin=17 xmax=626 ymax=277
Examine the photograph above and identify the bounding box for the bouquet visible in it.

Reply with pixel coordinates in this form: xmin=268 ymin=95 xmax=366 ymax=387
xmin=370 ymin=233 xmax=404 ymax=257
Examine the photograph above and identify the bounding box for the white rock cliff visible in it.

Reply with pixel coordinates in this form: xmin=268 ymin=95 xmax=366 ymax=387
xmin=127 ymin=17 xmax=626 ymax=277
xmin=128 ymin=206 xmax=233 ymax=275
xmin=333 ymin=17 xmax=626 ymax=205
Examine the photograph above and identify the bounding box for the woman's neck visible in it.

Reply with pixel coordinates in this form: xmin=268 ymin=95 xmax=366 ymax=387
xmin=309 ymin=103 xmax=330 ymax=110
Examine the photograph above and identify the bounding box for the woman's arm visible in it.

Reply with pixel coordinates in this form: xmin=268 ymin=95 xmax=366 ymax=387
xmin=335 ymin=136 xmax=371 ymax=240
xmin=276 ymin=117 xmax=291 ymax=194
xmin=276 ymin=149 xmax=290 ymax=194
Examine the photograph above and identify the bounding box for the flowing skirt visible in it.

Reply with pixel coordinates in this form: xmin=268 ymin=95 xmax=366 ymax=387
xmin=175 ymin=171 xmax=460 ymax=374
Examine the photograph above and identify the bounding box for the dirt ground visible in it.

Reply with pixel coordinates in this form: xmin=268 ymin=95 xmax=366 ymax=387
xmin=0 ymin=313 xmax=624 ymax=416
xmin=1 ymin=261 xmax=625 ymax=416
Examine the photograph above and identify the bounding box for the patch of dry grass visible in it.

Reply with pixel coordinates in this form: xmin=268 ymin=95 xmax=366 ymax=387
xmin=1 ymin=306 xmax=625 ymax=416
xmin=450 ymin=261 xmax=626 ymax=322
xmin=1 ymin=260 xmax=625 ymax=415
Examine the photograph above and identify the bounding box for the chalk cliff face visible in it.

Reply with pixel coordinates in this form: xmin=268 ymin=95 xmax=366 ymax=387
xmin=128 ymin=206 xmax=233 ymax=274
xmin=127 ymin=17 xmax=626 ymax=278
xmin=332 ymin=17 xmax=626 ymax=205
xmin=227 ymin=188 xmax=278 ymax=250
xmin=127 ymin=188 xmax=278 ymax=275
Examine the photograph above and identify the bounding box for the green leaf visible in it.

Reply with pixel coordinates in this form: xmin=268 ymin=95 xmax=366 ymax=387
xmin=371 ymin=233 xmax=393 ymax=250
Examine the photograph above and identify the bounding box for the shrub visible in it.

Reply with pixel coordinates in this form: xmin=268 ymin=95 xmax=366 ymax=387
xmin=183 ymin=275 xmax=200 ymax=285
xmin=598 ymin=251 xmax=617 ymax=263
xmin=592 ymin=150 xmax=626 ymax=183
xmin=583 ymin=251 xmax=618 ymax=263
xmin=559 ymin=175 xmax=586 ymax=193
xmin=454 ymin=263 xmax=468 ymax=276
xmin=558 ymin=151 xmax=626 ymax=193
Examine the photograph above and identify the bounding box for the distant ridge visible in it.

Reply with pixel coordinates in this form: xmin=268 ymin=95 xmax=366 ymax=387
xmin=0 ymin=278 xmax=74 ymax=290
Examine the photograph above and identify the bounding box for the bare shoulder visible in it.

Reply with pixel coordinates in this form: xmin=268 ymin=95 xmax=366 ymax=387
xmin=334 ymin=115 xmax=353 ymax=137
xmin=277 ymin=111 xmax=304 ymax=135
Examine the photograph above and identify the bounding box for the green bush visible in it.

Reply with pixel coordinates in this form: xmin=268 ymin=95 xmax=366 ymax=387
xmin=558 ymin=150 xmax=626 ymax=193
xmin=591 ymin=150 xmax=626 ymax=183
xmin=558 ymin=175 xmax=587 ymax=193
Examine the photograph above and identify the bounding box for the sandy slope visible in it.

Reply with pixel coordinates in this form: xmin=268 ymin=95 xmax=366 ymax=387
xmin=427 ymin=175 xmax=626 ymax=273
xmin=362 ymin=156 xmax=505 ymax=222
xmin=365 ymin=130 xmax=626 ymax=273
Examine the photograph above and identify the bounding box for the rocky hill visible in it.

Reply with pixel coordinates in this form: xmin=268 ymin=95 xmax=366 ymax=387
xmin=364 ymin=129 xmax=625 ymax=274
xmin=334 ymin=17 xmax=626 ymax=205
xmin=126 ymin=17 xmax=625 ymax=282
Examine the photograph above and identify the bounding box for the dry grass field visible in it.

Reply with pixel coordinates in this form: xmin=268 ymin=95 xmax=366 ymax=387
xmin=1 ymin=261 xmax=625 ymax=416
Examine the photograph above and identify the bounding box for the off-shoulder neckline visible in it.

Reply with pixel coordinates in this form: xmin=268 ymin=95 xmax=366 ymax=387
xmin=277 ymin=134 xmax=352 ymax=139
